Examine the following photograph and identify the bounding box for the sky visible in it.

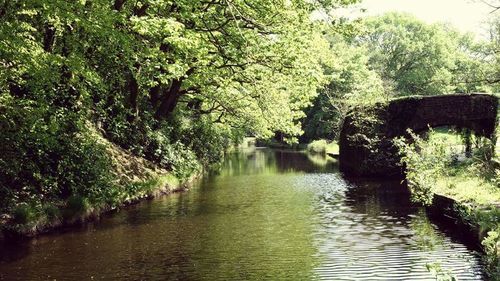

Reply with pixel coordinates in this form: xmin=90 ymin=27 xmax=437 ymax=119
xmin=332 ymin=0 xmax=498 ymax=39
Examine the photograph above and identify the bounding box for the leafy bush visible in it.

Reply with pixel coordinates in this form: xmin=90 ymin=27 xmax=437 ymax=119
xmin=0 ymin=97 xmax=115 ymax=213
xmin=482 ymin=229 xmax=500 ymax=278
xmin=43 ymin=204 xmax=61 ymax=221
xmin=66 ymin=195 xmax=90 ymax=215
xmin=175 ymin=116 xmax=235 ymax=166
xmin=146 ymin=130 xmax=200 ymax=180
xmin=307 ymin=140 xmax=328 ymax=155
xmin=12 ymin=204 xmax=38 ymax=225
xmin=394 ymin=129 xmax=450 ymax=205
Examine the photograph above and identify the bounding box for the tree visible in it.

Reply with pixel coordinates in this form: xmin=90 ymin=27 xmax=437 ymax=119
xmin=115 ymin=0 xmax=339 ymax=141
xmin=449 ymin=29 xmax=498 ymax=93
xmin=358 ymin=13 xmax=457 ymax=96
xmin=0 ymin=0 xmax=362 ymax=212
xmin=478 ymin=0 xmax=500 ymax=13
xmin=0 ymin=0 xmax=358 ymax=144
xmin=302 ymin=34 xmax=384 ymax=142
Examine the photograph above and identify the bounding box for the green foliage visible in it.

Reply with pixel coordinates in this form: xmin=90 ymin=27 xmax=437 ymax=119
xmin=172 ymin=116 xmax=235 ymax=166
xmin=0 ymin=0 xmax=350 ymax=152
xmin=1 ymin=0 xmax=362 ymax=233
xmin=357 ymin=12 xmax=499 ymax=96
xmin=425 ymin=262 xmax=457 ymax=281
xmin=307 ymin=140 xmax=328 ymax=155
xmin=482 ymin=229 xmax=500 ymax=278
xmin=66 ymin=195 xmax=90 ymax=215
xmin=43 ymin=204 xmax=61 ymax=221
xmin=326 ymin=142 xmax=339 ymax=154
xmin=359 ymin=13 xmax=457 ymax=96
xmin=396 ymin=128 xmax=500 ymax=205
xmin=12 ymin=204 xmax=38 ymax=225
xmin=146 ymin=130 xmax=200 ymax=180
xmin=0 ymin=96 xmax=115 ymax=213
xmin=302 ymin=36 xmax=384 ymax=142
xmin=397 ymin=129 xmax=500 ymax=279
xmin=395 ymin=129 xmax=458 ymax=205
xmin=302 ymin=12 xmax=500 ymax=144
xmin=450 ymin=31 xmax=498 ymax=93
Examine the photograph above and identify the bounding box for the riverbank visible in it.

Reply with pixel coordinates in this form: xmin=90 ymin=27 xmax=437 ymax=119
xmin=0 ymin=136 xmax=199 ymax=239
xmin=430 ymin=170 xmax=499 ymax=278
xmin=426 ymin=192 xmax=499 ymax=279
xmin=398 ymin=129 xmax=500 ymax=278
xmin=306 ymin=140 xmax=339 ymax=155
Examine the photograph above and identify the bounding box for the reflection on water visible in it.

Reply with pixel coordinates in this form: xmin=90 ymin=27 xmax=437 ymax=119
xmin=216 ymin=148 xmax=337 ymax=177
xmin=0 ymin=148 xmax=485 ymax=280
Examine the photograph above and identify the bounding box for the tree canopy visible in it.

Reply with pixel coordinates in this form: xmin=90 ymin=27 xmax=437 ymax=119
xmin=0 ymin=0 xmax=349 ymax=140
xmin=0 ymin=0 xmax=361 ymax=215
xmin=301 ymin=11 xmax=500 ymax=141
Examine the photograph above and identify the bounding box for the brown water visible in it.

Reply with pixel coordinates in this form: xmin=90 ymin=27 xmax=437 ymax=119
xmin=0 ymin=148 xmax=485 ymax=280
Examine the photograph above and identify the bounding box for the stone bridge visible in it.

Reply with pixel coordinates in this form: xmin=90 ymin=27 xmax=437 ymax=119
xmin=339 ymin=94 xmax=499 ymax=177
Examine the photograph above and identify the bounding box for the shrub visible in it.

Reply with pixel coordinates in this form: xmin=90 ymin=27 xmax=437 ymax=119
xmin=0 ymin=97 xmax=115 ymax=212
xmin=146 ymin=130 xmax=200 ymax=180
xmin=12 ymin=204 xmax=38 ymax=225
xmin=307 ymin=139 xmax=328 ymax=155
xmin=67 ymin=195 xmax=90 ymax=215
xmin=394 ymin=129 xmax=449 ymax=205
xmin=43 ymin=204 xmax=61 ymax=221
xmin=482 ymin=229 xmax=500 ymax=278
xmin=57 ymin=132 xmax=115 ymax=200
xmin=177 ymin=117 xmax=234 ymax=166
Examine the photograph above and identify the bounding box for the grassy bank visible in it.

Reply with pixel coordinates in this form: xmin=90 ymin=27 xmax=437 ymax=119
xmin=0 ymin=135 xmax=197 ymax=238
xmin=397 ymin=128 xmax=500 ymax=278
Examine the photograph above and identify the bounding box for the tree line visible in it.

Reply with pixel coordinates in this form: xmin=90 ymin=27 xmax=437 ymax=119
xmin=0 ymin=0 xmax=498 ymax=221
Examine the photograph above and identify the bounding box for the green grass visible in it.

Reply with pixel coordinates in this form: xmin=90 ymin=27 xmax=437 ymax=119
xmin=434 ymin=164 xmax=500 ymax=206
xmin=2 ymin=172 xmax=185 ymax=237
xmin=405 ymin=129 xmax=500 ymax=278
xmin=425 ymin=129 xmax=499 ymax=205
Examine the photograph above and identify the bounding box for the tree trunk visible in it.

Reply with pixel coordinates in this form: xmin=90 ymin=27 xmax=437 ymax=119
xmin=154 ymin=79 xmax=183 ymax=120
xmin=43 ymin=24 xmax=56 ymax=52
xmin=149 ymin=84 xmax=161 ymax=109
xmin=464 ymin=129 xmax=472 ymax=158
xmin=153 ymin=68 xmax=195 ymax=120
xmin=113 ymin=0 xmax=126 ymax=11
xmin=126 ymin=72 xmax=139 ymax=122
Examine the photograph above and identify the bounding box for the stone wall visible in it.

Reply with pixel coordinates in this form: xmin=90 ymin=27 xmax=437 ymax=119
xmin=339 ymin=94 xmax=499 ymax=177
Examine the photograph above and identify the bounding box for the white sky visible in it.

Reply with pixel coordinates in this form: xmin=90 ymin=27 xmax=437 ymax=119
xmin=332 ymin=0 xmax=498 ymax=39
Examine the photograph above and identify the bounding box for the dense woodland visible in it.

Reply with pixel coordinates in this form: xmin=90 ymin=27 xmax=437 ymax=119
xmin=0 ymin=0 xmax=338 ymax=214
xmin=0 ymin=0 xmax=499 ymax=263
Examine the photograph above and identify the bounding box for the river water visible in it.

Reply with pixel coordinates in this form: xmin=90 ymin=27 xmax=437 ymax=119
xmin=0 ymin=148 xmax=486 ymax=280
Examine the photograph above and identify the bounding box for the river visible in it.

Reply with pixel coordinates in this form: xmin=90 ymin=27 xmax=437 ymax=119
xmin=0 ymin=148 xmax=486 ymax=280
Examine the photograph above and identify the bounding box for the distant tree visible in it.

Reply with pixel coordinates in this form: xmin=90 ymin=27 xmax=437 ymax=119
xmin=301 ymin=35 xmax=384 ymax=142
xmin=357 ymin=13 xmax=457 ymax=96
xmin=449 ymin=27 xmax=499 ymax=93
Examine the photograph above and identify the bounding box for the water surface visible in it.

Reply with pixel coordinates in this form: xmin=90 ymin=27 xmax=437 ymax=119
xmin=0 ymin=148 xmax=485 ymax=280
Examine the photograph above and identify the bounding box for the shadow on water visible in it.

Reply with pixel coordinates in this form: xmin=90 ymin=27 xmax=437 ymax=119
xmin=0 ymin=148 xmax=486 ymax=280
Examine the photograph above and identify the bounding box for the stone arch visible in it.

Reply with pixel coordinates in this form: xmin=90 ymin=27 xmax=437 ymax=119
xmin=339 ymin=94 xmax=499 ymax=177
